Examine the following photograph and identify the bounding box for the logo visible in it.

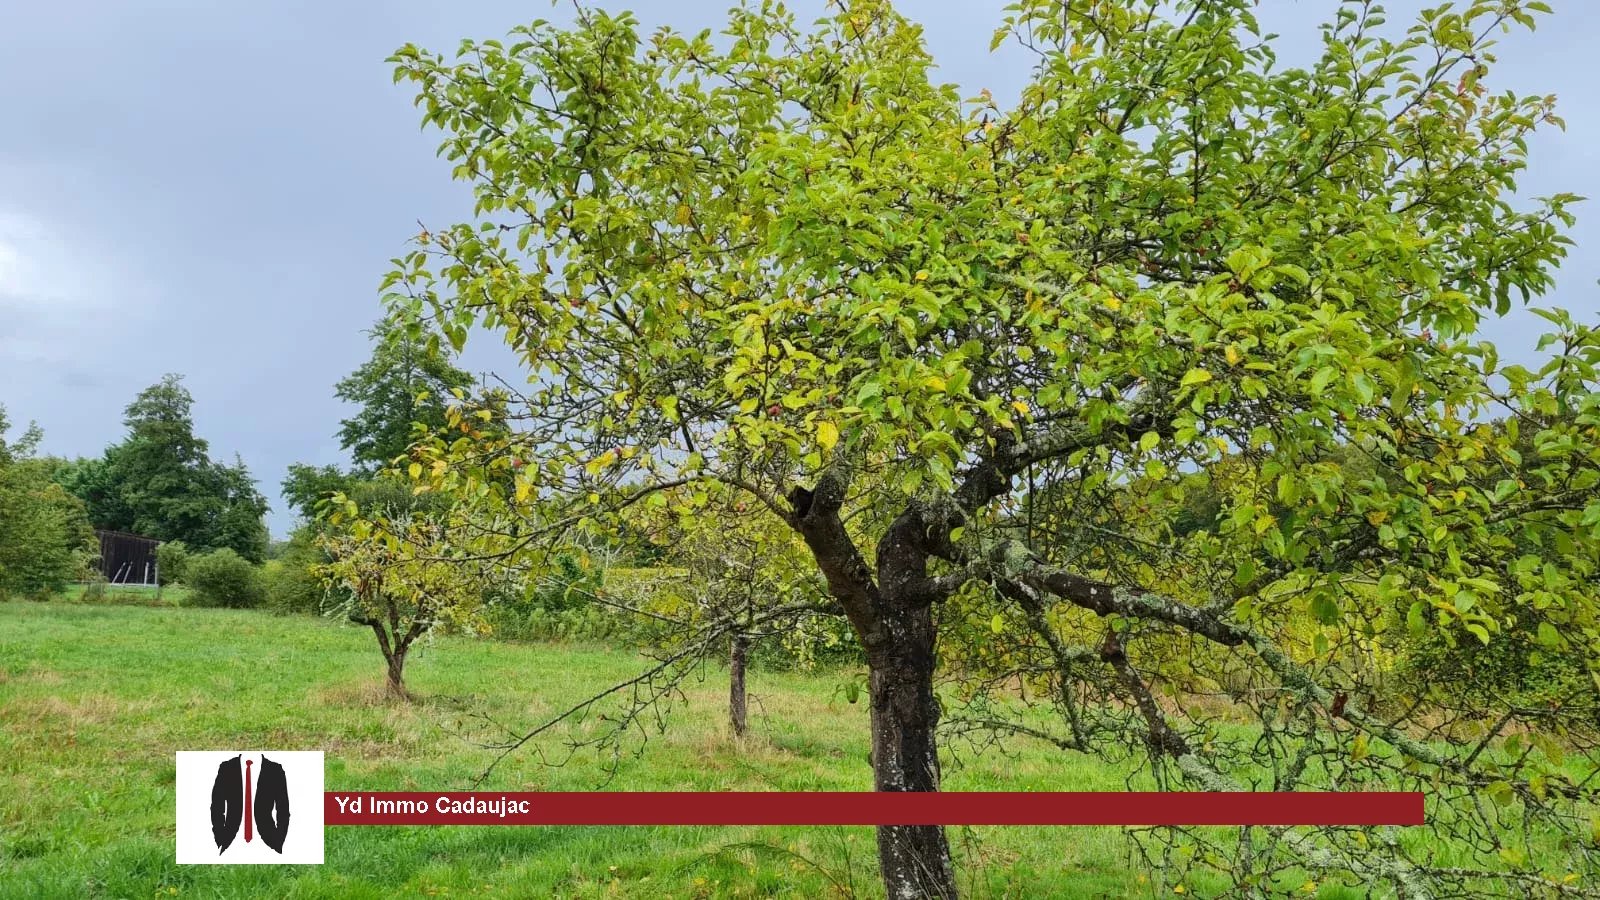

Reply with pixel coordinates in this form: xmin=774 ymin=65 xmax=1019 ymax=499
xmin=176 ymin=751 xmax=324 ymax=864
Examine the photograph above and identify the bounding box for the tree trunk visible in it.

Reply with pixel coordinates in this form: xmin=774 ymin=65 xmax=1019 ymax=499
xmin=869 ymin=605 xmax=957 ymax=900
xmin=786 ymin=476 xmax=959 ymax=898
xmin=384 ymin=648 xmax=409 ymax=700
xmin=729 ymin=632 xmax=749 ymax=737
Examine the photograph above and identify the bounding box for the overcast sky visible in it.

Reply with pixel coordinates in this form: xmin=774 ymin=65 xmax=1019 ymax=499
xmin=3 ymin=1 xmax=1597 ymax=537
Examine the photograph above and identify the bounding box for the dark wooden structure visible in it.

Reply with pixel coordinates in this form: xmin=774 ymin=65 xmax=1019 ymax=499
xmin=95 ymin=529 xmax=160 ymax=585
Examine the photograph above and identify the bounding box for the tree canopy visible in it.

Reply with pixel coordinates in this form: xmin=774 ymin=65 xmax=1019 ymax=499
xmin=382 ymin=0 xmax=1599 ymax=896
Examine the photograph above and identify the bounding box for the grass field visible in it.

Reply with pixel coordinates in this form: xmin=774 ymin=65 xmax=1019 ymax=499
xmin=5 ymin=602 xmax=1499 ymax=898
xmin=1 ymin=601 xmax=1177 ymax=898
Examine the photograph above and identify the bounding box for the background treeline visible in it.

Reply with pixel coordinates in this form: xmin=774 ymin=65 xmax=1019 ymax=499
xmin=0 ymin=372 xmax=269 ymax=600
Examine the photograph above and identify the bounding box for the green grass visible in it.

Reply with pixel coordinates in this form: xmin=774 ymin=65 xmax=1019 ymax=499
xmin=0 ymin=602 xmax=1161 ymax=898
xmin=4 ymin=601 xmax=1528 ymax=898
xmin=51 ymin=583 xmax=189 ymax=606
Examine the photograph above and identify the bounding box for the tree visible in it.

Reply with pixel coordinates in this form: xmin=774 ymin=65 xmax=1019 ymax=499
xmin=335 ymin=320 xmax=475 ymax=476
xmin=0 ymin=406 xmax=94 ymax=599
xmin=60 ymin=375 xmax=270 ymax=561
xmin=279 ymin=320 xmax=473 ymax=548
xmin=387 ymin=2 xmax=1599 ymax=896
xmin=202 ymin=456 xmax=272 ymax=563
xmin=618 ymin=487 xmax=832 ymax=737
xmin=319 ymin=485 xmax=495 ymax=699
xmin=280 ymin=463 xmax=355 ymax=521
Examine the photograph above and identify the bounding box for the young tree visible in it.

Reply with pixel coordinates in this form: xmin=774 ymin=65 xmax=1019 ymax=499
xmin=319 ymin=481 xmax=494 ymax=699
xmin=387 ymin=2 xmax=1598 ymax=895
xmin=620 ymin=488 xmax=832 ymax=737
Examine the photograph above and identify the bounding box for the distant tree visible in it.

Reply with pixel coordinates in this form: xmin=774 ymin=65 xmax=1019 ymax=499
xmin=59 ymin=375 xmax=270 ymax=561
xmin=278 ymin=322 xmax=473 ymax=533
xmin=335 ymin=321 xmax=475 ymax=476
xmin=0 ymin=407 xmax=95 ymax=599
xmin=53 ymin=455 xmax=131 ymax=533
xmin=262 ymin=528 xmax=331 ymax=614
xmin=619 ymin=487 xmax=834 ymax=736
xmin=280 ymin=463 xmax=355 ymax=521
xmin=200 ymin=456 xmax=271 ymax=562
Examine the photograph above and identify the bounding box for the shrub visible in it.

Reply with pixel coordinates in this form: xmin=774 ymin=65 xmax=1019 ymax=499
xmin=261 ymin=527 xmax=331 ymax=614
xmin=263 ymin=558 xmax=326 ymax=614
xmin=184 ymin=548 xmax=264 ymax=609
xmin=155 ymin=540 xmax=190 ymax=586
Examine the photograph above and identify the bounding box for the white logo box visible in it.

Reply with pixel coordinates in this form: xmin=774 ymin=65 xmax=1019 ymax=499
xmin=175 ymin=751 xmax=324 ymax=864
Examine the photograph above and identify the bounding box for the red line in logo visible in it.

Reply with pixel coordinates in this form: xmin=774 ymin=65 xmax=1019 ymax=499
xmin=244 ymin=759 xmax=253 ymax=843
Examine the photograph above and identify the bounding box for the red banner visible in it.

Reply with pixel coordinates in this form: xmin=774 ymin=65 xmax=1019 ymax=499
xmin=324 ymin=791 xmax=1423 ymax=826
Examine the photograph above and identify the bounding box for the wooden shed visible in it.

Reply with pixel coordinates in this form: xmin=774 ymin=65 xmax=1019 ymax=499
xmin=95 ymin=529 xmax=160 ymax=585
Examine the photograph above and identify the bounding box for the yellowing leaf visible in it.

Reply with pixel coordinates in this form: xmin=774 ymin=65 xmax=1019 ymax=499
xmin=515 ymin=480 xmax=530 ymax=503
xmin=990 ymin=614 xmax=1005 ymax=634
xmin=1104 ymin=295 xmax=1122 ymax=311
xmin=408 ymin=462 xmax=422 ymax=479
xmin=926 ymin=375 xmax=948 ymax=393
xmin=1225 ymin=345 xmax=1242 ymax=366
xmin=673 ymin=203 xmax=693 ymax=225
xmin=1012 ymin=399 xmax=1030 ymax=417
xmin=817 ymin=420 xmax=840 ymax=451
xmin=914 ymin=269 xmax=929 ymax=281
xmin=1180 ymin=368 xmax=1213 ymax=388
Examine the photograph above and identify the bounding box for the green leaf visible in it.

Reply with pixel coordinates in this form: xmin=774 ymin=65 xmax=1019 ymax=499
xmin=1537 ymin=621 xmax=1563 ymax=648
xmin=1407 ymin=601 xmax=1428 ymax=638
xmin=816 ymin=420 xmax=840 ymax=452
xmin=1310 ymin=594 xmax=1339 ymax=625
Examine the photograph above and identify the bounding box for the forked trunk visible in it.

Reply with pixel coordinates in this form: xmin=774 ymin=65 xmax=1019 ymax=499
xmin=729 ymin=632 xmax=749 ymax=736
xmin=384 ymin=649 xmax=409 ymax=700
xmin=869 ymin=605 xmax=957 ymax=900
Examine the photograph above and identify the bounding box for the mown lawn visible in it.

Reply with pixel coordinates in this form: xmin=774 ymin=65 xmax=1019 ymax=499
xmin=0 ymin=602 xmax=1421 ymax=898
